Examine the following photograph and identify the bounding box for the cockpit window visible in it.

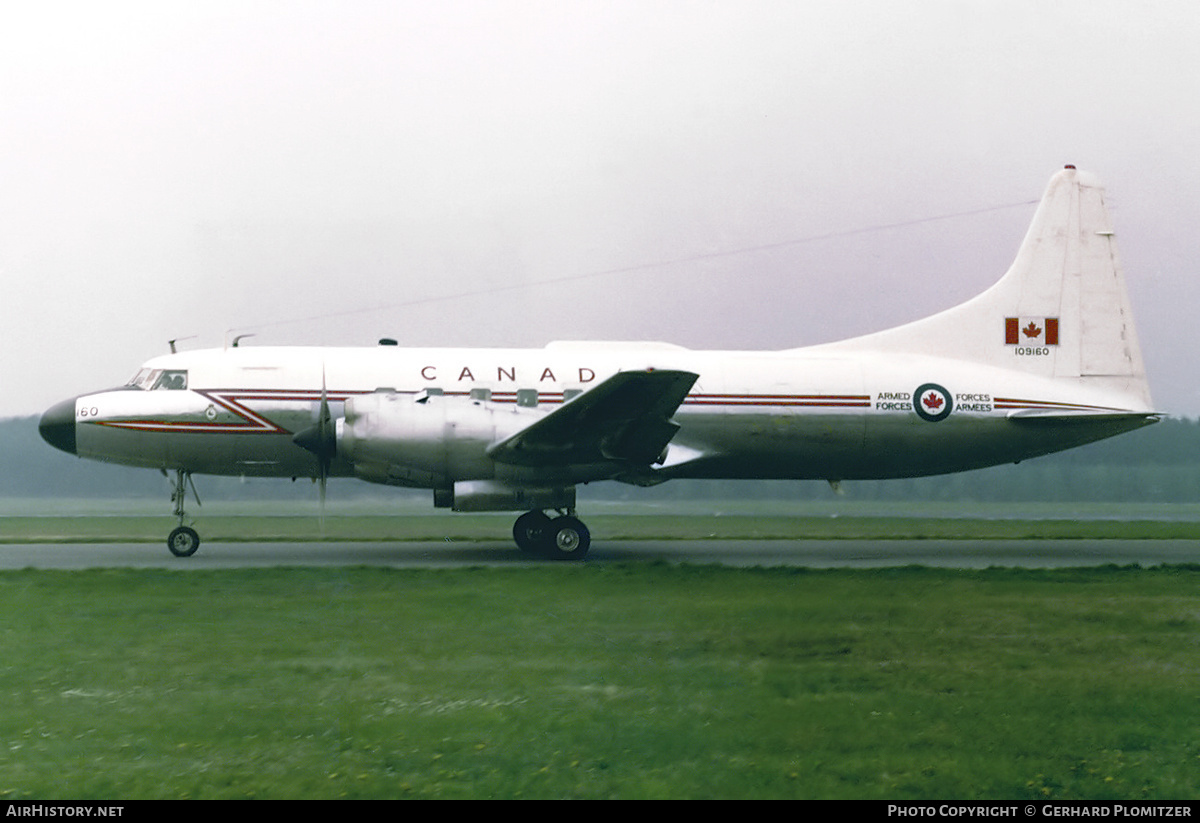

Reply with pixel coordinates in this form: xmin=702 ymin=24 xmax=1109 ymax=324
xmin=126 ymin=369 xmax=188 ymax=390
xmin=153 ymin=370 xmax=188 ymax=390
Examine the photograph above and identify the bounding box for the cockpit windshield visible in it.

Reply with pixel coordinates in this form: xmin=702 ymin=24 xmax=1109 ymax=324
xmin=126 ymin=369 xmax=188 ymax=390
xmin=127 ymin=369 xmax=154 ymax=389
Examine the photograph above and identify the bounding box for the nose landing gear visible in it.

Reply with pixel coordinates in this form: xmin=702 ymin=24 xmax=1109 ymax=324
xmin=164 ymin=469 xmax=202 ymax=557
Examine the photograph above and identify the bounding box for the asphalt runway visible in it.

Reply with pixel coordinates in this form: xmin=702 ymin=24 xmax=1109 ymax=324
xmin=0 ymin=539 xmax=1195 ymax=569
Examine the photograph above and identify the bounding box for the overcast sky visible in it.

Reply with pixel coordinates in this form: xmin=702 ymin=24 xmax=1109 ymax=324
xmin=3 ymin=0 xmax=1199 ymax=418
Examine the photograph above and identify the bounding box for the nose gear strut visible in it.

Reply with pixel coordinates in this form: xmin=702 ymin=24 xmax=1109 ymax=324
xmin=164 ymin=468 xmax=201 ymax=557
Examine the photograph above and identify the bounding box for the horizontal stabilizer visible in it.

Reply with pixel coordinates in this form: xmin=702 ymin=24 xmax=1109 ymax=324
xmin=487 ymin=369 xmax=699 ymax=467
xmin=1005 ymin=408 xmax=1161 ymax=422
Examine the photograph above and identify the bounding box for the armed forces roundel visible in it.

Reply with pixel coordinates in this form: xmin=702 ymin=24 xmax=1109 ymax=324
xmin=914 ymin=383 xmax=953 ymax=422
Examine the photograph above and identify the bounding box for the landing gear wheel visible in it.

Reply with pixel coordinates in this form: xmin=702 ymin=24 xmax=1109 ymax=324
xmin=167 ymin=526 xmax=200 ymax=558
xmin=513 ymin=510 xmax=551 ymax=554
xmin=543 ymin=516 xmax=590 ymax=561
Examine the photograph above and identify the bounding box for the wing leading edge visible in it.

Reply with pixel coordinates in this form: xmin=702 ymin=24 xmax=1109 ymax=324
xmin=486 ymin=369 xmax=700 ymax=468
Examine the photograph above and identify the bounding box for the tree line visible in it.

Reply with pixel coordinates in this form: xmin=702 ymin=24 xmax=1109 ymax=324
xmin=3 ymin=414 xmax=1198 ymax=504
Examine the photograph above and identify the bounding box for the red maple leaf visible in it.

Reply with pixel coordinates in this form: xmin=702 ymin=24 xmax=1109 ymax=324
xmin=1022 ymin=321 xmax=1042 ymax=339
xmin=923 ymin=392 xmax=944 ymax=410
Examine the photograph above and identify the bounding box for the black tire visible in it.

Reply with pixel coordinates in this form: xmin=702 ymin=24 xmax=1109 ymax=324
xmin=543 ymin=516 xmax=590 ymax=561
xmin=513 ymin=511 xmax=551 ymax=554
xmin=167 ymin=526 xmax=200 ymax=557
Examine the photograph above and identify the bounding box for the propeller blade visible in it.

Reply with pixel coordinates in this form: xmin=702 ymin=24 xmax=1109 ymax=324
xmin=293 ymin=378 xmax=337 ymax=467
xmin=316 ymin=371 xmax=331 ymax=530
xmin=292 ymin=368 xmax=337 ymax=531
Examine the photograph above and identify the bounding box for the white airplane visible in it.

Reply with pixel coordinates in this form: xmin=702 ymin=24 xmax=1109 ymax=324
xmin=39 ymin=166 xmax=1157 ymax=559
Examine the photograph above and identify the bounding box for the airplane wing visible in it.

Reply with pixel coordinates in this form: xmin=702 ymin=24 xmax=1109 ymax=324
xmin=486 ymin=369 xmax=700 ymax=468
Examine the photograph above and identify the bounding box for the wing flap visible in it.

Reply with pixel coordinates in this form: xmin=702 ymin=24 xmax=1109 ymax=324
xmin=487 ymin=369 xmax=699 ymax=468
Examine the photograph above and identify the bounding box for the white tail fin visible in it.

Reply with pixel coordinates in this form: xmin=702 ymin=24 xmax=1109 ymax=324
xmin=817 ymin=167 xmax=1153 ymax=410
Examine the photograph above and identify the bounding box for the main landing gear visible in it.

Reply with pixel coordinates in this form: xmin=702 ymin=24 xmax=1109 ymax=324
xmin=513 ymin=510 xmax=591 ymax=561
xmin=164 ymin=468 xmax=201 ymax=557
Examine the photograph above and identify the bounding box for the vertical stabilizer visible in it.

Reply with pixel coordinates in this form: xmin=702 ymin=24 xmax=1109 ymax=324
xmin=816 ymin=167 xmax=1152 ymax=410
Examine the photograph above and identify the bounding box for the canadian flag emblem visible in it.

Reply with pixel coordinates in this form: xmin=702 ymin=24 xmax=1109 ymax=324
xmin=1005 ymin=317 xmax=1059 ymax=345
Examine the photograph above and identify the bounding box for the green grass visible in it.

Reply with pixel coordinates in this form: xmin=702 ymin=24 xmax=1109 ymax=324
xmin=2 ymin=512 xmax=1200 ymax=542
xmin=6 ymin=497 xmax=1200 ymax=542
xmin=0 ymin=564 xmax=1196 ymax=799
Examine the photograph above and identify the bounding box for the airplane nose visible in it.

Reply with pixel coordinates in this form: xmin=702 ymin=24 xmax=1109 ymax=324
xmin=39 ymin=398 xmax=77 ymax=456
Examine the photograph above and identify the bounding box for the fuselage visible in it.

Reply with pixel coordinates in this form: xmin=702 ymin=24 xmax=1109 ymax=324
xmin=40 ymin=340 xmax=1155 ymax=488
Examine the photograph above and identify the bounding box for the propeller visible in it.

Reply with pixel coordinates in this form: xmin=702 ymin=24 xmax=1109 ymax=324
xmin=292 ymin=371 xmax=336 ymax=522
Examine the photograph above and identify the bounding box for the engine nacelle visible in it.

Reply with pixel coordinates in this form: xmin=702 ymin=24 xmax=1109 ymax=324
xmin=337 ymin=391 xmax=543 ymax=488
xmin=440 ymin=480 xmax=575 ymax=513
